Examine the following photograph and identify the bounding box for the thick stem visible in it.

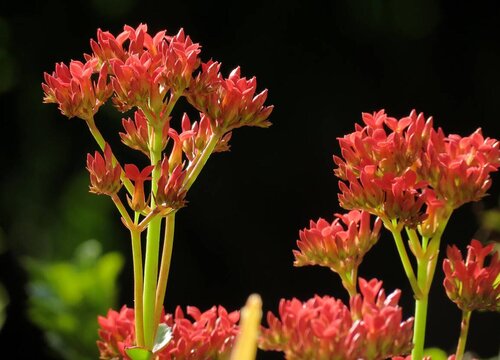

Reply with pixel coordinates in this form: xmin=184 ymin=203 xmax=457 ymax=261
xmin=183 ymin=134 xmax=221 ymax=191
xmin=154 ymin=213 xmax=176 ymax=328
xmin=455 ymin=310 xmax=472 ymax=360
xmin=142 ymin=126 xmax=165 ymax=349
xmin=131 ymin=229 xmax=145 ymax=347
xmin=338 ymin=267 xmax=358 ymax=298
xmin=412 ymin=255 xmax=430 ymax=360
xmin=85 ymin=116 xmax=134 ymax=195
xmin=386 ymin=220 xmax=422 ymax=299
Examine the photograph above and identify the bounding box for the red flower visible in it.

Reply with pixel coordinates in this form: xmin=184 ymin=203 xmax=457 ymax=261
xmin=42 ymin=58 xmax=112 ymax=120
xmin=338 ymin=166 xmax=428 ymax=226
xmin=334 ymin=110 xmax=500 ymax=222
xmin=86 ymin=143 xmax=122 ymax=195
xmin=120 ymin=110 xmax=169 ymax=157
xmin=97 ymin=306 xmax=135 ymax=359
xmin=162 ymin=28 xmax=201 ymax=92
xmin=125 ymin=164 xmax=155 ymax=212
xmin=260 ymin=278 xmax=413 ymax=360
xmin=187 ymin=63 xmax=273 ymax=133
xmin=110 ymin=51 xmax=166 ymax=113
xmin=180 ymin=113 xmax=232 ymax=162
xmin=159 ymin=305 xmax=240 ymax=360
xmin=155 ymin=158 xmax=187 ymax=211
xmin=424 ymin=129 xmax=500 ymax=209
xmin=443 ymin=239 xmax=500 ymax=312
xmin=98 ymin=305 xmax=240 ymax=360
xmin=293 ymin=210 xmax=381 ymax=294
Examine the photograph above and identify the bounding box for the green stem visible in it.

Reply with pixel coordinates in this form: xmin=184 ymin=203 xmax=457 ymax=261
xmin=111 ymin=194 xmax=133 ymax=228
xmin=339 ymin=268 xmax=358 ymax=298
xmin=142 ymin=125 xmax=165 ymax=350
xmin=386 ymin=220 xmax=422 ymax=299
xmin=455 ymin=310 xmax=472 ymax=360
xmin=85 ymin=116 xmax=134 ymax=195
xmin=412 ymin=255 xmax=430 ymax=360
xmin=154 ymin=213 xmax=176 ymax=328
xmin=183 ymin=134 xmax=221 ymax=191
xmin=131 ymin=229 xmax=145 ymax=347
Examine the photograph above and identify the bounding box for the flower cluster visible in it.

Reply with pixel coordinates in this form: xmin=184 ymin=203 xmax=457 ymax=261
xmin=97 ymin=305 xmax=239 ymax=360
xmin=160 ymin=306 xmax=239 ymax=360
xmin=86 ymin=143 xmax=122 ymax=195
xmin=259 ymin=278 xmax=413 ymax=360
xmin=293 ymin=210 xmax=381 ymax=295
xmin=443 ymin=239 xmax=500 ymax=312
xmin=43 ymin=24 xmax=273 ymax=212
xmin=334 ymin=110 xmax=500 ymax=232
xmin=97 ymin=306 xmax=136 ymax=359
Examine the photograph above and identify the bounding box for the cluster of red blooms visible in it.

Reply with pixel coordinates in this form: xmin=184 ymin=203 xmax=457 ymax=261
xmin=293 ymin=210 xmax=382 ymax=294
xmin=334 ymin=110 xmax=500 ymax=233
xmin=97 ymin=305 xmax=239 ymax=360
xmin=43 ymin=24 xmax=273 ymax=211
xmin=260 ymin=278 xmax=414 ymax=360
xmin=443 ymin=239 xmax=500 ymax=312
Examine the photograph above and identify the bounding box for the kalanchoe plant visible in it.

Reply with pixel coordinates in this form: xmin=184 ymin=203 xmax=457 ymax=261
xmin=43 ymin=23 xmax=500 ymax=360
xmin=43 ymin=23 xmax=272 ymax=359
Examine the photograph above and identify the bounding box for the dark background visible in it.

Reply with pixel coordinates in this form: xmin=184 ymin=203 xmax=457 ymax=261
xmin=0 ymin=0 xmax=499 ymax=358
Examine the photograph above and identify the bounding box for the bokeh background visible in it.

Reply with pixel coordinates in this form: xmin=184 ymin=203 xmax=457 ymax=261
xmin=1 ymin=0 xmax=499 ymax=358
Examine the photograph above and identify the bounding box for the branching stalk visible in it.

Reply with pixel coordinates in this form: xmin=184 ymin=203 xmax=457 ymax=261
xmin=154 ymin=212 xmax=176 ymax=328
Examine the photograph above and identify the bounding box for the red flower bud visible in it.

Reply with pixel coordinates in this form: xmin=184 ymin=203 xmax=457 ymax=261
xmin=86 ymin=143 xmax=122 ymax=195
xmin=443 ymin=239 xmax=500 ymax=312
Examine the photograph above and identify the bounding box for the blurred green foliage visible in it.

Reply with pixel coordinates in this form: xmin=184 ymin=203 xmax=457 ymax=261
xmin=24 ymin=240 xmax=124 ymax=360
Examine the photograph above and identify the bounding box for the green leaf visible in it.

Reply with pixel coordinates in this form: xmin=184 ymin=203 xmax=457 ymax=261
xmin=424 ymin=347 xmax=448 ymax=360
xmin=125 ymin=347 xmax=152 ymax=360
xmin=153 ymin=323 xmax=173 ymax=354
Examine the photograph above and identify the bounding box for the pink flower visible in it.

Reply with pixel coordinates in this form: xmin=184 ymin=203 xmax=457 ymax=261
xmin=97 ymin=306 xmax=135 ymax=359
xmin=86 ymin=143 xmax=122 ymax=195
xmin=443 ymin=239 xmax=500 ymax=312
xmin=42 ymin=58 xmax=112 ymax=120
xmin=293 ymin=210 xmax=381 ymax=294
xmin=260 ymin=278 xmax=413 ymax=360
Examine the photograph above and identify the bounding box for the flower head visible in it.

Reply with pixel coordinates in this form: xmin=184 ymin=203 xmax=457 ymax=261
xmin=443 ymin=239 xmax=500 ymax=312
xmin=334 ymin=110 xmax=500 ymax=230
xmin=43 ymin=58 xmax=112 ymax=120
xmin=97 ymin=306 xmax=135 ymax=359
xmin=159 ymin=305 xmax=240 ymax=360
xmin=260 ymin=278 xmax=413 ymax=360
xmin=187 ymin=63 xmax=273 ymax=134
xmin=293 ymin=210 xmax=381 ymax=294
xmin=424 ymin=129 xmax=500 ymax=209
xmin=180 ymin=113 xmax=232 ymax=162
xmin=155 ymin=158 xmax=187 ymax=211
xmin=86 ymin=143 xmax=122 ymax=195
